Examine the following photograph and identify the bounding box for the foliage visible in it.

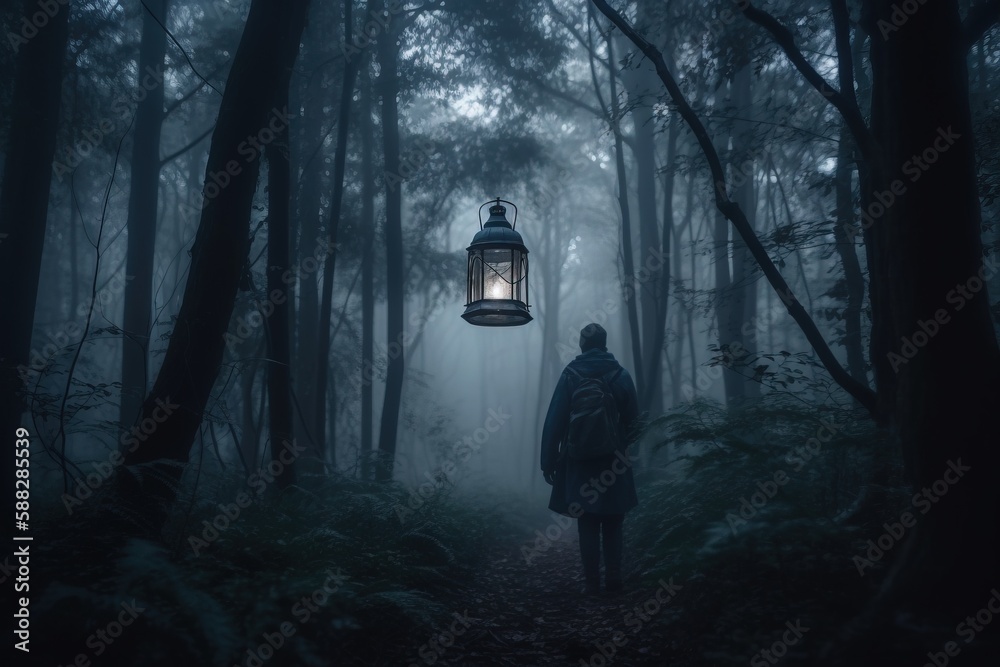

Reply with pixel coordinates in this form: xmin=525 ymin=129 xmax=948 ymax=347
xmin=619 ymin=395 xmax=905 ymax=661
xmin=28 ymin=471 xmax=512 ymax=667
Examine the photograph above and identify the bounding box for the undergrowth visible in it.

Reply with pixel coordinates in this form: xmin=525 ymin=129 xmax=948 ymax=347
xmin=26 ymin=393 xmax=915 ymax=666
xmin=620 ymin=394 xmax=905 ymax=663
xmin=28 ymin=467 xmax=513 ymax=667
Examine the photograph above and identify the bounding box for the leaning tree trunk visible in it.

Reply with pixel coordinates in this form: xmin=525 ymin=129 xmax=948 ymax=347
xmin=0 ymin=0 xmax=71 ymax=524
xmin=119 ymin=0 xmax=310 ymax=525
xmin=120 ymin=0 xmax=169 ymax=430
xmin=375 ymin=19 xmax=404 ymax=482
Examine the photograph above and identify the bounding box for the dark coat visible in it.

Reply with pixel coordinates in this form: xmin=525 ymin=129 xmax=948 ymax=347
xmin=540 ymin=348 xmax=640 ymax=517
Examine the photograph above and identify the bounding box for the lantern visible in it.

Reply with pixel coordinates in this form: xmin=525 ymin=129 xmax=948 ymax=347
xmin=462 ymin=198 xmax=532 ymax=326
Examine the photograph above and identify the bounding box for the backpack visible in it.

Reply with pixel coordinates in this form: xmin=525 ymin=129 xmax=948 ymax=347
xmin=564 ymin=366 xmax=624 ymax=461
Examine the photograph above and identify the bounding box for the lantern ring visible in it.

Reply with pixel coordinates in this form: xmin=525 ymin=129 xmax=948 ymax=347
xmin=478 ymin=197 xmax=518 ymax=231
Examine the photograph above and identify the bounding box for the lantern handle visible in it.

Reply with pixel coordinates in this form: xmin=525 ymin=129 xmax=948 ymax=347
xmin=478 ymin=197 xmax=519 ymax=230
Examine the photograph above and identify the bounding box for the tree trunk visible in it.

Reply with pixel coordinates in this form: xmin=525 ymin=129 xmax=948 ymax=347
xmin=265 ymin=78 xmax=296 ymax=489
xmin=293 ymin=37 xmax=326 ymax=453
xmin=729 ymin=64 xmax=759 ymax=403
xmin=121 ymin=0 xmax=169 ymax=430
xmin=359 ymin=70 xmax=376 ymax=481
xmin=712 ymin=123 xmax=739 ymax=405
xmin=241 ymin=336 xmax=264 ymax=468
xmin=625 ymin=64 xmax=663 ymax=413
xmin=0 ymin=0 xmax=71 ymax=523
xmin=862 ymin=0 xmax=1000 ymax=623
xmin=833 ymin=121 xmax=868 ymax=385
xmin=375 ymin=16 xmax=404 ymax=483
xmin=315 ymin=0 xmax=361 ymax=467
xmin=670 ymin=158 xmax=694 ymax=406
xmin=606 ymin=30 xmax=645 ymax=396
xmin=646 ymin=109 xmax=677 ymax=412
xmin=119 ymin=0 xmax=309 ymax=523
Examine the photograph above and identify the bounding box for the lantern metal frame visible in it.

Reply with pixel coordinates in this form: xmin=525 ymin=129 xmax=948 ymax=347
xmin=462 ymin=198 xmax=532 ymax=327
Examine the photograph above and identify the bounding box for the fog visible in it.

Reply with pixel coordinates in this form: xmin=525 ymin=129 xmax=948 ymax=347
xmin=2 ymin=0 xmax=998 ymax=665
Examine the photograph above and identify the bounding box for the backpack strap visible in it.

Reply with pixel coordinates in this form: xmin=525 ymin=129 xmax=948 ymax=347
xmin=602 ymin=367 xmax=624 ymax=384
xmin=565 ymin=366 xmax=622 ymax=388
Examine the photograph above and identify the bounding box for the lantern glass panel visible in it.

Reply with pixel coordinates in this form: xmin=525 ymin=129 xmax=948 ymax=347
xmin=484 ymin=248 xmax=513 ymax=300
xmin=468 ymin=250 xmax=484 ymax=304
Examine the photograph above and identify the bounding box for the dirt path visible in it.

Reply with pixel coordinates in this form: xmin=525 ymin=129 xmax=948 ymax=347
xmin=409 ymin=529 xmax=686 ymax=666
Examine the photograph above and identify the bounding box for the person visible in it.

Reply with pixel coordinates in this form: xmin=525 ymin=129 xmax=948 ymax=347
xmin=540 ymin=322 xmax=640 ymax=595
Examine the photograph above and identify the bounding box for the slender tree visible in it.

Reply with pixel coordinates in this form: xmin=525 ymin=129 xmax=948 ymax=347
xmin=375 ymin=6 xmax=404 ymax=482
xmin=120 ymin=0 xmax=169 ymax=429
xmin=315 ymin=0 xmax=363 ymax=466
xmin=265 ymin=76 xmax=296 ymax=488
xmin=359 ymin=68 xmax=377 ymax=480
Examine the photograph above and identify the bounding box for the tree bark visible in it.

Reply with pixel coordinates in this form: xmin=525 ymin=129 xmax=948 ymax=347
xmin=315 ymin=0 xmax=362 ymax=467
xmin=604 ymin=26 xmax=644 ymax=396
xmin=293 ymin=36 xmax=326 ymax=454
xmin=729 ymin=64 xmax=759 ymax=403
xmin=119 ymin=0 xmax=310 ymax=523
xmin=121 ymin=0 xmax=169 ymax=430
xmin=624 ymin=63 xmax=663 ymax=413
xmin=0 ymin=0 xmax=71 ymax=526
xmin=359 ymin=69 xmax=377 ymax=481
xmin=712 ymin=124 xmax=738 ymax=405
xmin=265 ymin=77 xmax=296 ymax=489
xmin=646 ymin=110 xmax=677 ymax=412
xmin=833 ymin=122 xmax=868 ymax=385
xmin=861 ymin=0 xmax=1000 ymax=622
xmin=375 ymin=12 xmax=404 ymax=482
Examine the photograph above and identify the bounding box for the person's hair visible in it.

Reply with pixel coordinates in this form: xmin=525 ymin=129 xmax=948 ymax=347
xmin=579 ymin=322 xmax=607 ymax=352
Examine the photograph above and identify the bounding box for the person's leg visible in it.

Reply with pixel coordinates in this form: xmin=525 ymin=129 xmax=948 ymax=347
xmin=602 ymin=514 xmax=625 ymax=592
xmin=578 ymin=512 xmax=601 ymax=593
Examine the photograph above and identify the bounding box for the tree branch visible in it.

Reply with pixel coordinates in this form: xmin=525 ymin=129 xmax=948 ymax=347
xmin=160 ymin=123 xmax=215 ymax=166
xmin=737 ymin=1 xmax=879 ymax=168
xmin=164 ymin=62 xmax=227 ymax=117
xmin=589 ymin=0 xmax=878 ymax=416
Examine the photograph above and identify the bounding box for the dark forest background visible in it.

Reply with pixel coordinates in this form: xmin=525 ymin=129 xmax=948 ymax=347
xmin=1 ymin=0 xmax=999 ymax=665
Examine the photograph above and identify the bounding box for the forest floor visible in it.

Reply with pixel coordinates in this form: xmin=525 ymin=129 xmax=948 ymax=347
xmin=362 ymin=519 xmax=845 ymax=667
xmin=388 ymin=530 xmax=682 ymax=667
xmin=27 ymin=399 xmax=1000 ymax=666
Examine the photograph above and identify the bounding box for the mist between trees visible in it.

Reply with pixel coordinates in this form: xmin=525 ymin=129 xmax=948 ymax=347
xmin=1 ymin=0 xmax=998 ymax=665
